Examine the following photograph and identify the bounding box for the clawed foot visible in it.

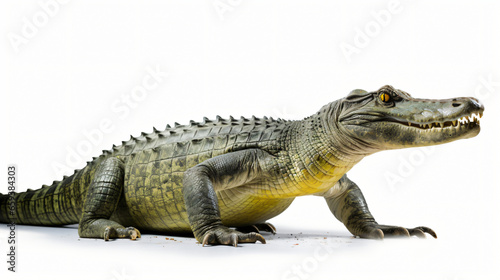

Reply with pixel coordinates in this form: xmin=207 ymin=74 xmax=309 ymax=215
xmin=201 ymin=226 xmax=266 ymax=247
xmin=236 ymin=222 xmax=277 ymax=235
xmin=104 ymin=226 xmax=141 ymax=241
xmin=358 ymin=224 xmax=437 ymax=240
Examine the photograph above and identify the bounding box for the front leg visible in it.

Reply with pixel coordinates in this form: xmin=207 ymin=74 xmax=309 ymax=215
xmin=323 ymin=175 xmax=437 ymax=239
xmin=182 ymin=149 xmax=268 ymax=246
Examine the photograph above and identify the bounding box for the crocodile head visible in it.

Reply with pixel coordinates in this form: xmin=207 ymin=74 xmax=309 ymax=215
xmin=334 ymin=85 xmax=484 ymax=153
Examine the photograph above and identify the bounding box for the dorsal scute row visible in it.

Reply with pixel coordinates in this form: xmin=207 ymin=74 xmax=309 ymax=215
xmin=80 ymin=115 xmax=289 ymax=171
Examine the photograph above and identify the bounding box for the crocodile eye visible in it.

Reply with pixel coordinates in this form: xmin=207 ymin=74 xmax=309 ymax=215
xmin=380 ymin=93 xmax=391 ymax=102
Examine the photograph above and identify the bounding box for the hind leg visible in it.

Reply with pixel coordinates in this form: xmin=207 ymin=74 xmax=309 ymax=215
xmin=78 ymin=157 xmax=141 ymax=241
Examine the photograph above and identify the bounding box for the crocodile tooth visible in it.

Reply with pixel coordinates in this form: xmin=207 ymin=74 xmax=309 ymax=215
xmin=408 ymin=122 xmax=411 ymax=126
xmin=479 ymin=112 xmax=483 ymax=118
xmin=439 ymin=122 xmax=444 ymax=128
xmin=452 ymin=120 xmax=457 ymax=126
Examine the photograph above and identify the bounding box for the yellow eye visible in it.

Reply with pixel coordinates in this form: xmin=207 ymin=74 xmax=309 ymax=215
xmin=380 ymin=93 xmax=391 ymax=102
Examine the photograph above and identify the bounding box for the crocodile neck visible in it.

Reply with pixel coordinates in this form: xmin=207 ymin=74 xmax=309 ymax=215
xmin=283 ymin=103 xmax=369 ymax=195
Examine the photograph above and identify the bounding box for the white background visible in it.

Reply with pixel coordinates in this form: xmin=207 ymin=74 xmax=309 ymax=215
xmin=1 ymin=1 xmax=499 ymax=279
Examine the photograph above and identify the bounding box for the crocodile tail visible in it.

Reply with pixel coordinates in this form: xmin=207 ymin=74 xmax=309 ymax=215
xmin=0 ymin=171 xmax=85 ymax=226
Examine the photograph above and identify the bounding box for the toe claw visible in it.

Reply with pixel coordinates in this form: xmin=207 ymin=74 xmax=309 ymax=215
xmin=417 ymin=226 xmax=437 ymax=238
xmin=129 ymin=230 xmax=137 ymax=240
xmin=263 ymin=223 xmax=277 ymax=234
xmin=251 ymin=225 xmax=260 ymax=233
xmin=239 ymin=222 xmax=277 ymax=235
xmin=202 ymin=233 xmax=213 ymax=247
xmin=104 ymin=227 xmax=111 ymax=241
xmin=255 ymin=233 xmax=266 ymax=244
xmin=231 ymin=233 xmax=239 ymax=247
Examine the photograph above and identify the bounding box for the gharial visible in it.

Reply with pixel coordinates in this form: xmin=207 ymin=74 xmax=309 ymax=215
xmin=0 ymin=85 xmax=484 ymax=246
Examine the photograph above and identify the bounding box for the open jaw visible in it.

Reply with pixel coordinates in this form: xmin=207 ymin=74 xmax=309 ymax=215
xmin=388 ymin=111 xmax=483 ymax=132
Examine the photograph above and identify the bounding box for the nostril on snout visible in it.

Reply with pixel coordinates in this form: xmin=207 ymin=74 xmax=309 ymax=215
xmin=452 ymin=103 xmax=461 ymax=107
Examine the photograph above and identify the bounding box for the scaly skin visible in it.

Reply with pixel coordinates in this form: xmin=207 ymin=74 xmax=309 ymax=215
xmin=0 ymin=85 xmax=484 ymax=246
